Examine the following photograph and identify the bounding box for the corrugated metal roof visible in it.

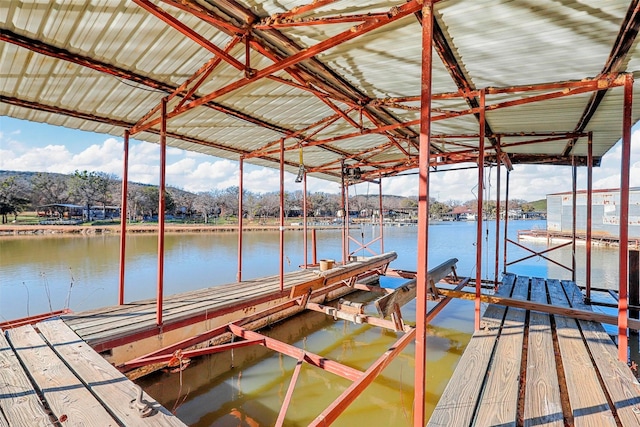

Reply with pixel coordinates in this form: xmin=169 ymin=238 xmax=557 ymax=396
xmin=1 ymin=0 xmax=639 ymax=183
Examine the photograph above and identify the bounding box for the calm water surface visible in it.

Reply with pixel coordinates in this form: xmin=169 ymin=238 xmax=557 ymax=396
xmin=0 ymin=220 xmax=625 ymax=425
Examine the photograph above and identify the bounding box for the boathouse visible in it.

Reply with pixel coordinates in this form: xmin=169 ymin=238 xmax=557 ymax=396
xmin=547 ymin=188 xmax=640 ymax=239
xmin=2 ymin=1 xmax=640 ymax=426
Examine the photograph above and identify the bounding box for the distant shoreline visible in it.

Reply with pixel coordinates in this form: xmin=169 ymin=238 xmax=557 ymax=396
xmin=0 ymin=223 xmax=343 ymax=237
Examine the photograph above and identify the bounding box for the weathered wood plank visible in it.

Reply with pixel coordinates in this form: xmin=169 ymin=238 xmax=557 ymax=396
xmin=37 ymin=320 xmax=185 ymax=427
xmin=561 ymin=280 xmax=640 ymax=427
xmin=375 ymin=258 xmax=458 ymax=318
xmin=524 ymin=277 xmax=563 ymax=427
xmin=547 ymin=279 xmax=616 ymax=426
xmin=474 ymin=275 xmax=529 ymax=426
xmin=7 ymin=324 xmax=117 ymax=426
xmin=427 ymin=273 xmax=516 ymax=426
xmin=0 ymin=330 xmax=51 ymax=427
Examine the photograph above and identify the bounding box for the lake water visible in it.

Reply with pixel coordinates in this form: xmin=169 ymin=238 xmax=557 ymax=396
xmin=0 ymin=220 xmax=626 ymax=425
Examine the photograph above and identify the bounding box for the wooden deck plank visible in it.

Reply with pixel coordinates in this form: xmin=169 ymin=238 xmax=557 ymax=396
xmin=547 ymin=279 xmax=617 ymax=426
xmin=427 ymin=273 xmax=516 ymax=426
xmin=6 ymin=324 xmax=117 ymax=426
xmin=67 ymin=254 xmax=392 ymax=344
xmin=0 ymin=330 xmax=51 ymax=427
xmin=561 ymin=280 xmax=640 ymax=426
xmin=36 ymin=319 xmax=186 ymax=427
xmin=524 ymin=277 xmax=563 ymax=427
xmin=474 ymin=275 xmax=529 ymax=427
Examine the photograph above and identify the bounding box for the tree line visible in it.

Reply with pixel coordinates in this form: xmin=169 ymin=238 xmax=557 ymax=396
xmin=0 ymin=170 xmax=540 ymax=224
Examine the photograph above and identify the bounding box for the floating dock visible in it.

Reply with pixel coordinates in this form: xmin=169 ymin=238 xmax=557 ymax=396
xmin=60 ymin=252 xmax=397 ymax=369
xmin=0 ymin=319 xmax=185 ymax=426
xmin=429 ymin=273 xmax=640 ymax=426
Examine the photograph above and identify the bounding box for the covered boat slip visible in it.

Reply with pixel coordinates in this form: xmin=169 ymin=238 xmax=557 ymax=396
xmin=428 ymin=274 xmax=640 ymax=427
xmin=0 ymin=319 xmax=184 ymax=427
xmin=61 ymin=252 xmax=397 ymax=364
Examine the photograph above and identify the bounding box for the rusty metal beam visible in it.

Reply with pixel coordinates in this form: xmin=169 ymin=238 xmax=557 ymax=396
xmin=563 ymin=1 xmax=640 ymax=155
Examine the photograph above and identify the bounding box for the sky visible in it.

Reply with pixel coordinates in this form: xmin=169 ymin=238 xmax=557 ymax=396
xmin=1 ymin=115 xmax=639 ymax=203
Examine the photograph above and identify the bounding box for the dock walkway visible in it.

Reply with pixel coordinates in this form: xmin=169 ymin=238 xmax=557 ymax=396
xmin=429 ymin=273 xmax=640 ymax=426
xmin=0 ymin=319 xmax=185 ymax=426
xmin=61 ymin=252 xmax=396 ymax=365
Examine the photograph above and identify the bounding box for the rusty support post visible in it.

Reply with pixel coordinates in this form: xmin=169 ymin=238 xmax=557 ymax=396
xmin=414 ymin=2 xmax=434 ymax=425
xmin=118 ymin=130 xmax=130 ymax=305
xmin=340 ymin=159 xmax=347 ymax=265
xmin=379 ymin=174 xmax=384 ymax=254
xmin=279 ymin=138 xmax=285 ymax=291
xmin=586 ymin=132 xmax=593 ymax=300
xmin=237 ymin=156 xmax=244 ymax=282
xmin=494 ymin=151 xmax=501 ymax=286
xmin=619 ymin=73 xmax=633 ymax=362
xmin=345 ymin=181 xmax=351 ymax=260
xmin=503 ymin=169 xmax=510 ymax=274
xmin=571 ymin=156 xmax=577 ymax=282
xmin=312 ymin=228 xmax=318 ymax=265
xmin=156 ymin=97 xmax=167 ymax=326
xmin=475 ymin=90 xmax=485 ymax=330
xmin=303 ymin=171 xmax=308 ymax=268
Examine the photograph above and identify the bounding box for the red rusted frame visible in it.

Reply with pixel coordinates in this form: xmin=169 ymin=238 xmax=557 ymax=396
xmin=475 ymin=90 xmax=485 ymax=331
xmin=279 ymin=139 xmax=285 ymax=291
xmin=260 ymin=0 xmax=339 ymax=23
xmin=311 ymin=228 xmax=318 ymax=265
xmin=131 ymin=1 xmax=424 ymax=133
xmin=414 ymin=3 xmax=433 ymax=425
xmin=132 ymin=0 xmax=245 ymax=71
xmin=379 ymin=177 xmax=385 ymax=253
xmin=156 ymin=97 xmax=167 ymax=326
xmin=348 ymin=235 xmax=381 ymax=257
xmin=228 ymin=324 xmax=363 ymax=381
xmin=275 ymin=353 xmax=306 ymax=427
xmin=303 ymin=171 xmax=308 ymax=268
xmin=118 ymin=130 xmax=129 ymax=305
xmin=503 ymin=170 xmax=511 ymax=274
xmin=256 ymin=12 xmax=389 ymax=30
xmin=0 ymin=309 xmax=72 ymax=330
xmin=571 ymin=156 xmax=577 ymax=282
xmin=619 ymin=73 xmax=633 ymax=361
xmin=586 ymin=132 xmax=593 ymax=300
xmin=160 ymin=0 xmax=243 ymax=34
xmin=310 ymin=328 xmax=416 ymax=427
xmin=494 ymin=151 xmax=501 ymax=286
xmin=238 ymin=156 xmax=244 ymax=282
xmin=340 ymin=160 xmax=347 ymax=265
xmin=124 ymin=338 xmax=264 ymax=370
xmin=345 ymin=182 xmax=351 ymax=260
xmin=506 ymin=239 xmax=573 ymax=272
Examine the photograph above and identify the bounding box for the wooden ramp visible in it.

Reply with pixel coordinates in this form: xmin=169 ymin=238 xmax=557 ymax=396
xmin=62 ymin=252 xmax=396 ymax=355
xmin=0 ymin=319 xmax=185 ymax=426
xmin=428 ymin=274 xmax=640 ymax=427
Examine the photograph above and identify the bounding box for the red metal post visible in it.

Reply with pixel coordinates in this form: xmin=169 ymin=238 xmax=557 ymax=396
xmin=414 ymin=3 xmax=433 ymax=425
xmin=156 ymin=97 xmax=167 ymax=326
xmin=345 ymin=182 xmax=350 ymax=260
xmin=379 ymin=175 xmax=384 ymax=254
xmin=586 ymin=132 xmax=593 ymax=300
xmin=237 ymin=156 xmax=244 ymax=282
xmin=118 ymin=130 xmax=129 ymax=305
xmin=303 ymin=171 xmax=308 ymax=268
xmin=311 ymin=228 xmax=318 ymax=265
xmin=475 ymin=90 xmax=485 ymax=331
xmin=503 ymin=169 xmax=510 ymax=274
xmin=494 ymin=152 xmax=501 ymax=286
xmin=340 ymin=160 xmax=347 ymax=264
xmin=279 ymin=138 xmax=285 ymax=291
xmin=619 ymin=74 xmax=633 ymax=362
xmin=571 ymin=156 xmax=577 ymax=282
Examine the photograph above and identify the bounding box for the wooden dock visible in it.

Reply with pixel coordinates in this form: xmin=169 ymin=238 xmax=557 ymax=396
xmin=0 ymin=319 xmax=185 ymax=426
xmin=61 ymin=252 xmax=397 ymax=367
xmin=428 ymin=274 xmax=640 ymax=426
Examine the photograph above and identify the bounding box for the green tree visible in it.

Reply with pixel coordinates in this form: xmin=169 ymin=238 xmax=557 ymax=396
xmin=0 ymin=176 xmax=31 ymax=223
xmin=69 ymin=170 xmax=110 ymax=222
